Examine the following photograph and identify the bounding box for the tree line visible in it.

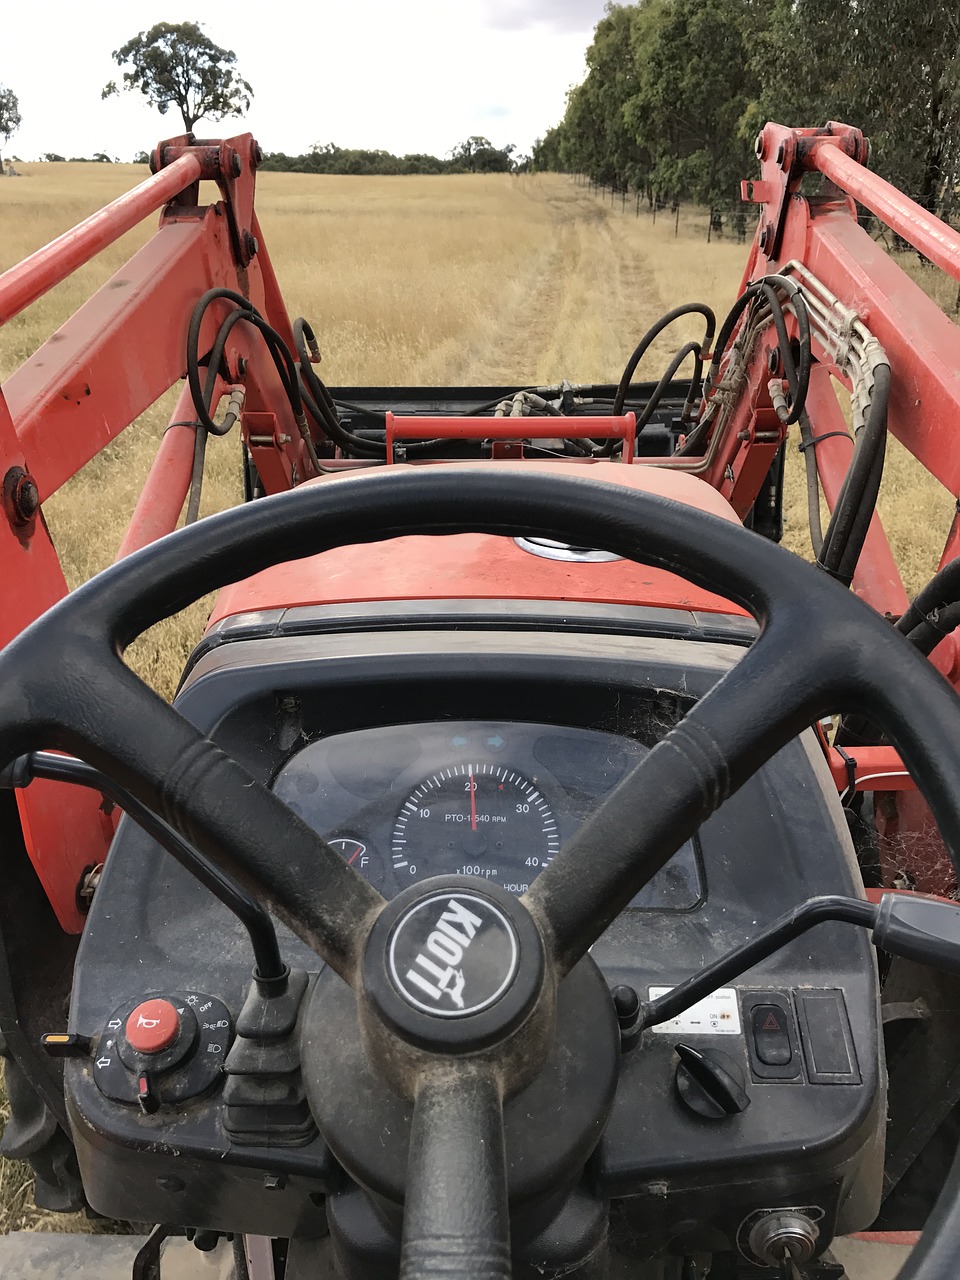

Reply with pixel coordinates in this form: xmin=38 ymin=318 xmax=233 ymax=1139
xmin=260 ymin=136 xmax=520 ymax=177
xmin=532 ymin=0 xmax=960 ymax=220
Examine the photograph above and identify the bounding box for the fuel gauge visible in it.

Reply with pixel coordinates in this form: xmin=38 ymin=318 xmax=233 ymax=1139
xmin=327 ymin=837 xmax=370 ymax=873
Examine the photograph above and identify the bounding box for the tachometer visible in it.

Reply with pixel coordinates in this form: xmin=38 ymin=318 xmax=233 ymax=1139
xmin=392 ymin=763 xmax=559 ymax=894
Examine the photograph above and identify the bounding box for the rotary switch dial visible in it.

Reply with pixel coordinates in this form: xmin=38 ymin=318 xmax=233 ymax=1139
xmin=92 ymin=991 xmax=232 ymax=1110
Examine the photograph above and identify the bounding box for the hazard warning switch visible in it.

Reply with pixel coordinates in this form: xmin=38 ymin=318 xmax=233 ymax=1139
xmin=125 ymin=999 xmax=180 ymax=1054
xmin=751 ymin=1005 xmax=792 ymax=1067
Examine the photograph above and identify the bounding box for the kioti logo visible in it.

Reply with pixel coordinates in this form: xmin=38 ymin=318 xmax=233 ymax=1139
xmin=404 ymin=898 xmax=482 ymax=1009
xmin=389 ymin=892 xmax=519 ymax=1018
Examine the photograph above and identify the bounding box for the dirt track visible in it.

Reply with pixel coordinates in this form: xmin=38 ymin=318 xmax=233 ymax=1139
xmin=459 ymin=181 xmax=672 ymax=386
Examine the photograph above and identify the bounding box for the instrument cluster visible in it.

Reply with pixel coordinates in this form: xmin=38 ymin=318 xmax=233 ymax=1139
xmin=272 ymin=719 xmax=703 ymax=908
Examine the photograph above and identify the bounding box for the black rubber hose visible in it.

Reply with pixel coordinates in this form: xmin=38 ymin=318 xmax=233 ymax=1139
xmin=201 ymin=310 xmax=248 ymax=434
xmin=293 ymin=320 xmax=385 ymax=457
xmin=186 ymin=289 xmax=255 ymax=436
xmin=294 ymin=319 xmax=446 ymax=458
xmin=186 ymin=306 xmax=252 ymax=521
xmin=293 ymin=319 xmax=340 ymax=429
xmin=703 ymin=274 xmax=794 ymax=395
xmin=904 ymin=602 xmax=960 ymax=656
xmin=898 ymin=557 xmax=960 ymax=638
xmin=188 ymin=289 xmax=305 ymax=433
xmin=611 ymin=303 xmax=716 ymax=421
xmin=818 ymin=362 xmax=891 ymax=582
xmin=299 ymin=376 xmax=384 ymax=458
xmin=703 ymin=276 xmax=810 ymax=427
xmin=636 ymin=343 xmax=702 ymax=436
xmin=184 ymin=430 xmax=208 ymax=526
xmin=832 ymin=432 xmax=887 ymax=587
xmin=759 ymin=279 xmax=811 ymax=425
xmin=605 ymin=344 xmax=704 ymax=458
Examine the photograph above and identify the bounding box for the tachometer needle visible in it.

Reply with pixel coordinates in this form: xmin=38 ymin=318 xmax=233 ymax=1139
xmin=469 ymin=765 xmax=477 ymax=831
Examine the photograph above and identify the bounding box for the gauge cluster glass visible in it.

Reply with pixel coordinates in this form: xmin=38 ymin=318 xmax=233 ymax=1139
xmin=272 ymin=721 xmax=704 ymax=908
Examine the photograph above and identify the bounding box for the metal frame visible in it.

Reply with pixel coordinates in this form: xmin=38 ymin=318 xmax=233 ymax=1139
xmin=3 ymin=123 xmax=960 ymax=919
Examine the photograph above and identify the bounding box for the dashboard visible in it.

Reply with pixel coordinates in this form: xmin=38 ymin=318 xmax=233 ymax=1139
xmin=272 ymin=719 xmax=702 ymax=908
xmin=66 ymin=610 xmax=883 ymax=1266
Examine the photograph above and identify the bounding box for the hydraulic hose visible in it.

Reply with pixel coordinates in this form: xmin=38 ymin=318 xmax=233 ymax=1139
xmin=635 ymin=342 xmax=703 ymax=437
xmin=613 ymin=303 xmax=716 ymax=417
xmin=818 ymin=362 xmax=891 ymax=584
xmin=897 ymin=557 xmax=960 ymax=639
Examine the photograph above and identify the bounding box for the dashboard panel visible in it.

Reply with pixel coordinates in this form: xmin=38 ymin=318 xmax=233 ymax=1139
xmin=67 ymin=619 xmax=882 ymax=1255
xmin=272 ymin=720 xmax=703 ymax=908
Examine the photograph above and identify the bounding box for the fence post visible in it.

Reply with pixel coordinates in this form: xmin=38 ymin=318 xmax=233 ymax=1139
xmin=675 ymin=204 xmax=680 ymax=237
xmin=621 ymin=187 xmax=626 ymax=212
xmin=636 ymin=191 xmax=640 ymax=218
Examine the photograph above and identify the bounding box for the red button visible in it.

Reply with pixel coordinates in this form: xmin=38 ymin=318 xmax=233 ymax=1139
xmin=125 ymin=999 xmax=180 ymax=1054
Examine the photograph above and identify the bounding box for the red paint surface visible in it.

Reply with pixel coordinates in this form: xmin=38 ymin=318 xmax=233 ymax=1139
xmin=826 ymin=746 xmax=913 ymax=793
xmin=210 ymin=460 xmax=748 ymax=625
xmin=849 ymin=1231 xmax=922 ymax=1246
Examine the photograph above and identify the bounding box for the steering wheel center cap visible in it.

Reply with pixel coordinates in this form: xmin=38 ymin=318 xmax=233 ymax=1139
xmin=388 ymin=891 xmax=519 ymax=1018
xmin=363 ymin=876 xmax=546 ymax=1052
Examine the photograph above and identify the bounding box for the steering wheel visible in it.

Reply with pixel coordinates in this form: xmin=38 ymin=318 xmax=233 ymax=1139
xmin=1 ymin=466 xmax=958 ymax=1280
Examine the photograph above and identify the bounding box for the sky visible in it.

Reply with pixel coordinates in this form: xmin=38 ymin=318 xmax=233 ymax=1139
xmin=4 ymin=1 xmax=608 ymax=162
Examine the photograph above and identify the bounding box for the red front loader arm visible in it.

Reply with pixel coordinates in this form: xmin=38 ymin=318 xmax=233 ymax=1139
xmin=4 ymin=122 xmax=960 ymax=919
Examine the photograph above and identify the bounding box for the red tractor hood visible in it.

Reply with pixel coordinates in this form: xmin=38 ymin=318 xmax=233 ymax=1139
xmin=208 ymin=460 xmax=749 ymax=627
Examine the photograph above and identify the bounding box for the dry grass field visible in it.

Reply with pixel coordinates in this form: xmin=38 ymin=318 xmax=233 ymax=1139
xmin=0 ymin=161 xmax=956 ymax=1231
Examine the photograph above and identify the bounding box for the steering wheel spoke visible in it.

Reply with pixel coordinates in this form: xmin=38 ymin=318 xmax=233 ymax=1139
xmin=401 ymin=1066 xmax=509 ymax=1280
xmin=0 ymin=636 xmax=383 ymax=983
xmin=524 ymin=614 xmax=851 ymax=973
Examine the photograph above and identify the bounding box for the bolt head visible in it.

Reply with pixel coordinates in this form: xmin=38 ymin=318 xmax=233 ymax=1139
xmin=14 ymin=476 xmax=39 ymax=520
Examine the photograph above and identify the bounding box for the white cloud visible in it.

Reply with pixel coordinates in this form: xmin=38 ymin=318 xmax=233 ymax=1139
xmin=479 ymin=0 xmax=607 ymax=33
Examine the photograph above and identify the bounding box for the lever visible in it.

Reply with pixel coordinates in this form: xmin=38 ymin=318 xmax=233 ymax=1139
xmin=2 ymin=750 xmax=288 ymax=992
xmin=641 ymin=892 xmax=960 ymax=1034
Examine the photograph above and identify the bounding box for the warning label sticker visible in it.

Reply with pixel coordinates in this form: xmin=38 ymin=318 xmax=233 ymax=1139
xmin=647 ymin=986 xmax=742 ymax=1035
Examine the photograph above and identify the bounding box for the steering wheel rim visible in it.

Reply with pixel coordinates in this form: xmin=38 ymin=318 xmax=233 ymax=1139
xmin=0 ymin=466 xmax=958 ymax=1279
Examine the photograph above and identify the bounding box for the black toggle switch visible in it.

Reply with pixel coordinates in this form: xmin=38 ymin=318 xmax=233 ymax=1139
xmin=674 ymin=1043 xmax=750 ymax=1120
xmin=40 ymin=1033 xmax=92 ymax=1058
xmin=751 ymin=1004 xmax=793 ymax=1066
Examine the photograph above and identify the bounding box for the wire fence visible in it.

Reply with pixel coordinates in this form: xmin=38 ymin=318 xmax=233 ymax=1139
xmin=572 ymin=173 xmax=752 ymax=243
xmin=571 ymin=172 xmax=960 ymax=313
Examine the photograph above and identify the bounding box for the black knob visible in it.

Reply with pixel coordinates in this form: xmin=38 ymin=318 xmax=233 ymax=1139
xmin=674 ymin=1043 xmax=750 ymax=1119
xmin=611 ymin=985 xmax=643 ymax=1050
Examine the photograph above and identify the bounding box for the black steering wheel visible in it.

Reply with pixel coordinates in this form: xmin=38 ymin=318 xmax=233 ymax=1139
xmin=0 ymin=467 xmax=958 ymax=1280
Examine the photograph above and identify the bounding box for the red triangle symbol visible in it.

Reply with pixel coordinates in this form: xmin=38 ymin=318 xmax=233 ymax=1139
xmin=762 ymin=1012 xmax=781 ymax=1031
